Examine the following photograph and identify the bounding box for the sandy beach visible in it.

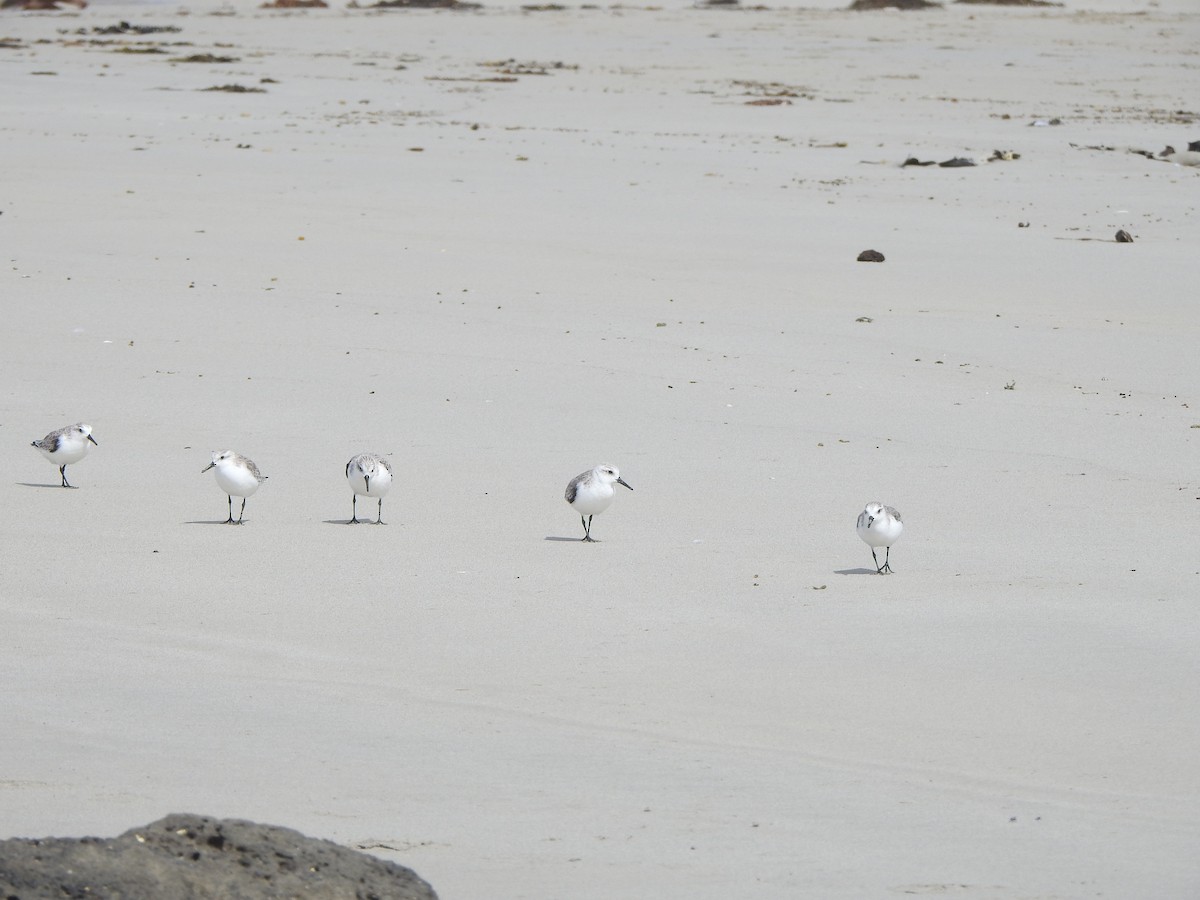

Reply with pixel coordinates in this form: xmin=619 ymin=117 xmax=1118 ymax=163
xmin=2 ymin=0 xmax=1198 ymax=895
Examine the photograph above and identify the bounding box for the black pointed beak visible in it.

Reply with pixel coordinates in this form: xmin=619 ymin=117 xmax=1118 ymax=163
xmin=617 ymin=477 xmax=632 ymax=491
xmin=88 ymin=435 xmax=99 ymax=446
xmin=364 ymin=475 xmax=371 ymax=493
xmin=201 ymin=462 xmax=215 ymax=473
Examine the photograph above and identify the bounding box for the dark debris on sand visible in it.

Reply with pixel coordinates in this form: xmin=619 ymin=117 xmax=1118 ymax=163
xmin=1 ymin=0 xmax=86 ymax=9
xmin=955 ymin=0 xmax=1062 ymax=6
xmin=89 ymin=20 xmax=182 ymax=33
xmin=171 ymin=52 xmax=241 ymax=62
xmin=350 ymin=0 xmax=483 ymax=8
xmin=201 ymin=83 xmax=267 ymax=92
xmin=849 ymin=0 xmax=940 ymax=9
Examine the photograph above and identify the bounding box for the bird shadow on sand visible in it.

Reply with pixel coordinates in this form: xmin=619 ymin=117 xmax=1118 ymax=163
xmin=184 ymin=519 xmax=250 ymax=526
xmin=544 ymin=535 xmax=592 ymax=542
xmin=323 ymin=518 xmax=387 ymax=526
xmin=835 ymin=567 xmax=886 ymax=576
xmin=17 ymin=482 xmax=75 ymax=489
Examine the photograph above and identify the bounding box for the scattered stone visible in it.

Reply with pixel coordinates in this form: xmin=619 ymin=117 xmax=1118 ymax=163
xmin=350 ymin=0 xmax=483 ymax=8
xmin=171 ymin=53 xmax=240 ymax=63
xmin=955 ymin=0 xmax=1060 ymax=5
xmin=0 ymin=814 xmax=438 ymax=900
xmin=849 ymin=0 xmax=940 ymax=8
xmin=201 ymin=83 xmax=266 ymax=92
xmin=857 ymin=249 xmax=885 ymax=262
xmin=1 ymin=0 xmax=85 ymax=8
xmin=988 ymin=149 xmax=1020 ymax=161
xmin=903 ymin=156 xmax=979 ymax=167
xmin=92 ymin=21 xmax=183 ymax=33
xmin=261 ymin=0 xmax=328 ymax=5
xmin=479 ymin=58 xmax=577 ymax=75
xmin=1115 ymin=230 xmax=1134 ymax=243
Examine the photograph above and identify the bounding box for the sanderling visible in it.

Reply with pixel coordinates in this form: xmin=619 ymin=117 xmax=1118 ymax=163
xmin=857 ymin=501 xmax=903 ymax=574
xmin=1159 ymin=144 xmax=1200 ymax=167
xmin=345 ymin=452 xmax=392 ymax=525
xmin=202 ymin=450 xmax=267 ymax=524
xmin=31 ymin=423 xmax=98 ymax=488
xmin=565 ymin=465 xmax=632 ymax=542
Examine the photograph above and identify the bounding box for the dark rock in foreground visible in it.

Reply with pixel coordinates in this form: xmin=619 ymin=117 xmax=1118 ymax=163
xmin=0 ymin=813 xmax=438 ymax=900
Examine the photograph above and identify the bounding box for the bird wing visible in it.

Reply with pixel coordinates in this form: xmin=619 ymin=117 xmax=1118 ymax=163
xmin=564 ymin=473 xmax=584 ymax=504
xmin=32 ymin=427 xmax=67 ymax=451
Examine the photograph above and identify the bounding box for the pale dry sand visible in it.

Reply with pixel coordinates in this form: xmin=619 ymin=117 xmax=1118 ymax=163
xmin=1 ymin=0 xmax=1198 ymax=897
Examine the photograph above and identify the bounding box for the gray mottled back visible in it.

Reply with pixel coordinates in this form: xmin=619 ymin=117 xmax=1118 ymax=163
xmin=564 ymin=470 xmax=592 ymax=504
xmin=32 ymin=423 xmax=80 ymax=452
xmin=243 ymin=457 xmax=268 ymax=483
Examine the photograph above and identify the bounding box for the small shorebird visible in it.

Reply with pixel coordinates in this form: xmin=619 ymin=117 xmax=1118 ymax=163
xmin=31 ymin=423 xmax=98 ymax=488
xmin=202 ymin=450 xmax=267 ymax=524
xmin=1159 ymin=144 xmax=1200 ymax=167
xmin=345 ymin=453 xmax=392 ymax=525
xmin=857 ymin=501 xmax=903 ymax=574
xmin=565 ymin=465 xmax=632 ymax=542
